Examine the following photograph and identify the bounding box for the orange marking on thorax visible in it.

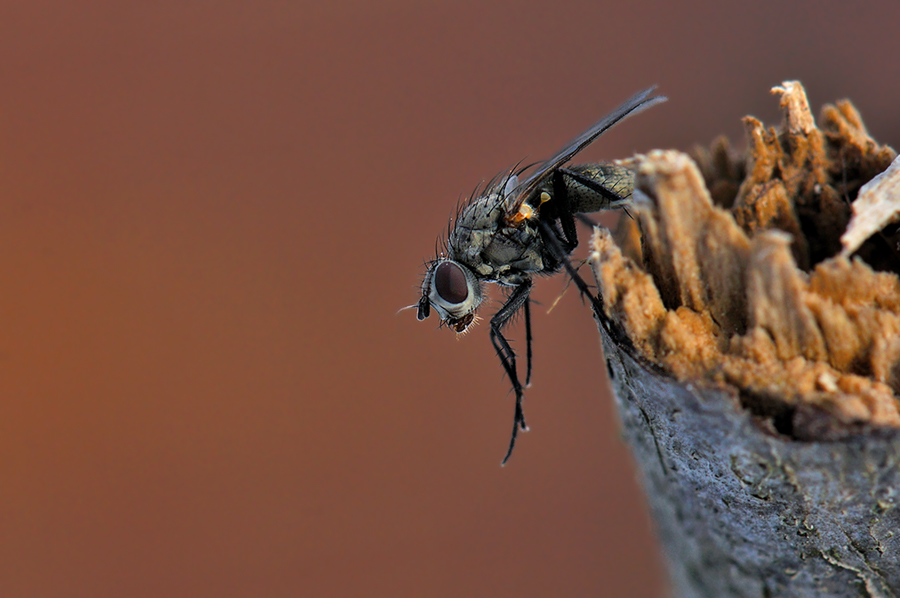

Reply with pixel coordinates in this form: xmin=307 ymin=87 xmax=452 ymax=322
xmin=506 ymin=192 xmax=551 ymax=226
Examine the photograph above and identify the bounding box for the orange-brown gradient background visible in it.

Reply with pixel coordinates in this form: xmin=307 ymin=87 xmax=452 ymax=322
xmin=1 ymin=2 xmax=897 ymax=596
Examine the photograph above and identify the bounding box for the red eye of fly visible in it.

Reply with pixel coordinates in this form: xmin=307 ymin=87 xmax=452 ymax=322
xmin=434 ymin=261 xmax=469 ymax=304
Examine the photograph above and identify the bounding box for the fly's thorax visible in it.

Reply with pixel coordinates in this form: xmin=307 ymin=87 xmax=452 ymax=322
xmin=480 ymin=220 xmax=545 ymax=282
xmin=447 ymin=194 xmax=506 ymax=276
xmin=417 ymin=258 xmax=484 ymax=333
xmin=448 ymin=186 xmax=547 ymax=282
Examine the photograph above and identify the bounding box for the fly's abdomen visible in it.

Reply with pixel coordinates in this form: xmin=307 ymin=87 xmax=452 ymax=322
xmin=562 ymin=163 xmax=634 ymax=214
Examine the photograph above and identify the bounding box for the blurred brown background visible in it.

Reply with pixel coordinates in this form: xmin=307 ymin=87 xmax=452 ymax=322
xmin=0 ymin=1 xmax=897 ymax=596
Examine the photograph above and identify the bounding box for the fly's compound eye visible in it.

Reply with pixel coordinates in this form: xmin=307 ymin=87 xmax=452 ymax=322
xmin=421 ymin=259 xmax=483 ymax=332
xmin=434 ymin=261 xmax=469 ymax=304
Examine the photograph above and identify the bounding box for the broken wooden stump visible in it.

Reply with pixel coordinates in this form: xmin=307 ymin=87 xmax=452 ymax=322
xmin=590 ymin=81 xmax=900 ymax=597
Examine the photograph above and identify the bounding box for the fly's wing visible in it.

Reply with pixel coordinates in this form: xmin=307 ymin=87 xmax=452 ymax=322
xmin=506 ymin=86 xmax=667 ymax=214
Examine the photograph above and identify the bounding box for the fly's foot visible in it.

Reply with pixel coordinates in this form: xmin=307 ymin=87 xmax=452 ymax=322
xmin=501 ymin=396 xmax=528 ymax=466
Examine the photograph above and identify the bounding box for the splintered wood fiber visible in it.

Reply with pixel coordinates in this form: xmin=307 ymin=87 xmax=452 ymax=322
xmin=592 ymin=81 xmax=900 ymax=439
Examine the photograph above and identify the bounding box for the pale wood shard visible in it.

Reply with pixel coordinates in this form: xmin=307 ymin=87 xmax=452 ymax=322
xmin=591 ymin=81 xmax=900 ymax=437
xmin=772 ymin=81 xmax=816 ymax=135
xmin=841 ymin=155 xmax=900 ymax=256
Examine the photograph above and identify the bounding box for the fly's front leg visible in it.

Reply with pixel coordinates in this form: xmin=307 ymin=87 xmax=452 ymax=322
xmin=489 ymin=280 xmax=533 ymax=465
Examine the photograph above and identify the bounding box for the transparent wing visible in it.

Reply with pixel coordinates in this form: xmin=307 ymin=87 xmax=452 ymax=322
xmin=506 ymin=86 xmax=667 ymax=214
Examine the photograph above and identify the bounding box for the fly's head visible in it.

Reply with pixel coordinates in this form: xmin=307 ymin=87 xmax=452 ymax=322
xmin=417 ymin=258 xmax=484 ymax=333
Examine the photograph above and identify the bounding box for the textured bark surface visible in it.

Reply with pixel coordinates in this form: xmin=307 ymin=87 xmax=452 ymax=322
xmin=588 ymin=82 xmax=900 ymax=597
xmin=599 ymin=321 xmax=900 ymax=597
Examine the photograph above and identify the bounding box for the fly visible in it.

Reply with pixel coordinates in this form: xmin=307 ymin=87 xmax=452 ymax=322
xmin=415 ymin=87 xmax=666 ymax=464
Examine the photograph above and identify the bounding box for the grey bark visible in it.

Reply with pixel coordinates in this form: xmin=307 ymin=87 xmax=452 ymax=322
xmin=598 ymin=315 xmax=900 ymax=598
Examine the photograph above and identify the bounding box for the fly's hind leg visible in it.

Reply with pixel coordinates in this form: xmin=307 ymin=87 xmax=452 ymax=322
xmin=489 ymin=280 xmax=533 ymax=465
xmin=537 ymin=218 xmax=604 ymax=317
xmin=537 ymin=218 xmax=631 ymax=362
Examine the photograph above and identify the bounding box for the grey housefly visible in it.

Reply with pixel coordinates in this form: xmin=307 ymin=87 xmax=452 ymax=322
xmin=415 ymin=87 xmax=666 ymax=464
